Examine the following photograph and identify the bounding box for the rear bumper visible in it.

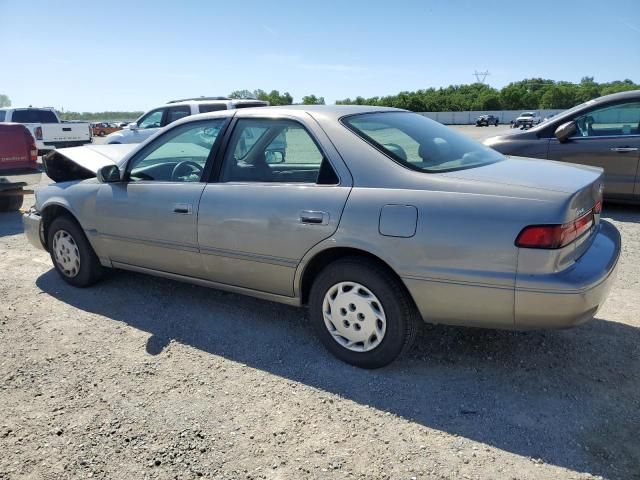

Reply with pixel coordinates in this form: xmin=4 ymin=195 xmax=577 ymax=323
xmin=514 ymin=220 xmax=621 ymax=328
xmin=23 ymin=209 xmax=45 ymax=251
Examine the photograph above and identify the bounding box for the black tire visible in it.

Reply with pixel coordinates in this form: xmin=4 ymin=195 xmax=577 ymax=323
xmin=0 ymin=193 xmax=23 ymax=212
xmin=308 ymin=257 xmax=420 ymax=369
xmin=47 ymin=215 xmax=104 ymax=287
xmin=99 ymin=131 xmax=105 ymax=137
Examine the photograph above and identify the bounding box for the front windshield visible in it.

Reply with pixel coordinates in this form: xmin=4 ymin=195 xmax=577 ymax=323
xmin=520 ymin=113 xmax=533 ymax=117
xmin=343 ymin=112 xmax=503 ymax=173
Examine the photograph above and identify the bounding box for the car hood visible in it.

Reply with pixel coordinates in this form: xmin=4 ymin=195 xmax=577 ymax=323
xmin=442 ymin=156 xmax=602 ymax=194
xmin=43 ymin=144 xmax=136 ymax=182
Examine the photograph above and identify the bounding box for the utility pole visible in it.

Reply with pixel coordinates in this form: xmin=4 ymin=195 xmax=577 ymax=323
xmin=473 ymin=70 xmax=490 ymax=84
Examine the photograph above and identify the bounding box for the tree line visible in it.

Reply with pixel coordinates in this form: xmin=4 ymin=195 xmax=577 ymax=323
xmin=229 ymin=89 xmax=325 ymax=105
xmin=335 ymin=77 xmax=640 ymax=111
xmin=1 ymin=77 xmax=638 ymax=120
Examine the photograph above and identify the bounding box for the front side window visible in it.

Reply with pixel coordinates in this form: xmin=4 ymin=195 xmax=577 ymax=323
xmin=574 ymin=102 xmax=640 ymax=137
xmin=138 ymin=109 xmax=165 ymax=129
xmin=127 ymin=120 xmax=224 ymax=182
xmin=165 ymin=106 xmax=191 ymax=125
xmin=221 ymin=119 xmax=337 ymax=184
xmin=344 ymin=112 xmax=503 ymax=172
xmin=0 ymin=111 xmax=5 ymax=122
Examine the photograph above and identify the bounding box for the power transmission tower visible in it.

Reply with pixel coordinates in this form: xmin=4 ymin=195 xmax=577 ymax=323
xmin=473 ymin=70 xmax=490 ymax=83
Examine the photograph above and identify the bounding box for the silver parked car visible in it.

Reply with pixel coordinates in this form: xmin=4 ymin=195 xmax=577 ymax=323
xmin=24 ymin=106 xmax=621 ymax=368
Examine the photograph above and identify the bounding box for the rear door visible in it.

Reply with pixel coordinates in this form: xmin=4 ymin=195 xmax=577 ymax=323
xmin=547 ymin=101 xmax=640 ymax=197
xmin=197 ymin=116 xmax=352 ymax=296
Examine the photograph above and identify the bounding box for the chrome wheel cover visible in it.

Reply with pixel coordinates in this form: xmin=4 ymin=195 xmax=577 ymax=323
xmin=52 ymin=229 xmax=81 ymax=278
xmin=322 ymin=281 xmax=387 ymax=352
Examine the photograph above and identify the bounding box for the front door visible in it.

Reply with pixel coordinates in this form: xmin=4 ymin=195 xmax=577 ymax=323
xmin=197 ymin=117 xmax=351 ymax=296
xmin=96 ymin=118 xmax=226 ymax=276
xmin=547 ymin=101 xmax=640 ymax=197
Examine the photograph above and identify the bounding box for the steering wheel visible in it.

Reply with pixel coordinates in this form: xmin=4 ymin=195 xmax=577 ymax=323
xmin=171 ymin=160 xmax=203 ymax=181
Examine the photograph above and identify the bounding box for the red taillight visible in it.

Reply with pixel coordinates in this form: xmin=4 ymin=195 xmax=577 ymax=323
xmin=516 ymin=210 xmax=595 ymax=249
xmin=34 ymin=126 xmax=43 ymax=140
xmin=27 ymin=132 xmax=38 ymax=162
xmin=593 ymin=200 xmax=602 ymax=214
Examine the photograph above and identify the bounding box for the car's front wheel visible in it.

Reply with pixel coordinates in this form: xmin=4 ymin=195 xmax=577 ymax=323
xmin=309 ymin=257 xmax=420 ymax=368
xmin=47 ymin=215 xmax=104 ymax=287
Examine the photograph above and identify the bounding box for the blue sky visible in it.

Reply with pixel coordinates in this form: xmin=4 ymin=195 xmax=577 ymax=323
xmin=1 ymin=0 xmax=639 ymax=111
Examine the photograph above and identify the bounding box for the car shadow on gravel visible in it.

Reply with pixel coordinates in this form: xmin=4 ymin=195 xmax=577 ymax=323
xmin=602 ymin=204 xmax=640 ymax=224
xmin=36 ymin=269 xmax=639 ymax=479
xmin=0 ymin=211 xmax=25 ymax=237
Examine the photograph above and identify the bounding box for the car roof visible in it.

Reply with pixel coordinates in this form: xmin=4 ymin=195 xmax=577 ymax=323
xmin=169 ymin=104 xmax=406 ymax=129
xmin=163 ymin=98 xmax=269 ymax=107
xmin=589 ymin=89 xmax=640 ymax=103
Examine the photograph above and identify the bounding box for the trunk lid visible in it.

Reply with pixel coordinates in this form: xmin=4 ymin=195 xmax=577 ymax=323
xmin=443 ymin=156 xmax=604 ymax=223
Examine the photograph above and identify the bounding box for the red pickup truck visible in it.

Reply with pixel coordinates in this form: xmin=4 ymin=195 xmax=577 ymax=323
xmin=0 ymin=123 xmax=38 ymax=211
xmin=0 ymin=123 xmax=38 ymax=171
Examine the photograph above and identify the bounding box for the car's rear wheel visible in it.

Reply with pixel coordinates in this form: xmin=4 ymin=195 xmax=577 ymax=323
xmin=47 ymin=215 xmax=104 ymax=287
xmin=309 ymin=257 xmax=420 ymax=368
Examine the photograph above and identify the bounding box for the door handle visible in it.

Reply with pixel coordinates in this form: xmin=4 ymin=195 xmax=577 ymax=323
xmin=173 ymin=203 xmax=193 ymax=214
xmin=300 ymin=210 xmax=329 ymax=225
xmin=610 ymin=147 xmax=638 ymax=153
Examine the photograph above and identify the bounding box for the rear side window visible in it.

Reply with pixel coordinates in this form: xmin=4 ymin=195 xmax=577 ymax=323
xmin=234 ymin=102 xmax=268 ymax=109
xmin=221 ymin=118 xmax=338 ymax=184
xmin=165 ymin=106 xmax=191 ymax=125
xmin=0 ymin=111 xmax=5 ymax=122
xmin=12 ymin=109 xmax=58 ymax=123
xmin=199 ymin=104 xmax=227 ymax=113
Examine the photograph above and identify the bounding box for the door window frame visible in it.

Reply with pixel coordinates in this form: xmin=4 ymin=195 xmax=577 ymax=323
xmin=206 ymin=116 xmax=342 ymax=186
xmin=122 ymin=117 xmax=232 ymax=184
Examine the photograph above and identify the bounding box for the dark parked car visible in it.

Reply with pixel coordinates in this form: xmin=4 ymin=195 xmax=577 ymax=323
xmin=475 ymin=114 xmax=499 ymax=127
xmin=485 ymin=90 xmax=640 ymax=203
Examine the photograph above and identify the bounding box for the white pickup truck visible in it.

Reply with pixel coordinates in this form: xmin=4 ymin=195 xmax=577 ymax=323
xmin=0 ymin=107 xmax=92 ymax=153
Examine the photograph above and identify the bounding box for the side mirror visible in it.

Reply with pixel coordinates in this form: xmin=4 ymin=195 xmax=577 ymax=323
xmin=555 ymin=121 xmax=577 ymax=143
xmin=265 ymin=150 xmax=285 ymax=164
xmin=128 ymin=122 xmax=138 ymax=130
xmin=97 ymin=164 xmax=121 ymax=183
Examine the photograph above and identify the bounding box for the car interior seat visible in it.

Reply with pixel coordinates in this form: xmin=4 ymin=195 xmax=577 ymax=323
xmin=228 ymin=151 xmax=274 ymax=182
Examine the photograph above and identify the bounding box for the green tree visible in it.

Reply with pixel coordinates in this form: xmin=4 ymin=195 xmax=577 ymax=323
xmin=228 ymin=89 xmax=255 ymax=99
xmin=301 ymin=94 xmax=325 ymax=105
xmin=0 ymin=94 xmax=10 ymax=107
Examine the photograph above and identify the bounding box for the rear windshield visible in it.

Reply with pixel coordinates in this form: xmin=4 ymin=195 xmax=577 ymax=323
xmin=343 ymin=112 xmax=503 ymax=173
xmin=12 ymin=109 xmax=58 ymax=123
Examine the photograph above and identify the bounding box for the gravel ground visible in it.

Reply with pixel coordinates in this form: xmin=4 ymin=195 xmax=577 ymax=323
xmin=0 ymin=127 xmax=639 ymax=479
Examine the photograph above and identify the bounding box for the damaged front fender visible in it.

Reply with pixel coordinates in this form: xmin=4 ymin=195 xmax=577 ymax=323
xmin=43 ymin=144 xmax=136 ymax=183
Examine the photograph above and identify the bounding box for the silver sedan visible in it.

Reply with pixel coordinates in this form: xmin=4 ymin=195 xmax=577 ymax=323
xmin=23 ymin=106 xmax=621 ymax=368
